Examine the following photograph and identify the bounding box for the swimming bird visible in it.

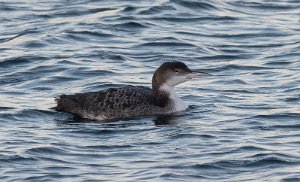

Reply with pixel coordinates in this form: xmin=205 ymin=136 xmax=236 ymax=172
xmin=53 ymin=61 xmax=209 ymax=120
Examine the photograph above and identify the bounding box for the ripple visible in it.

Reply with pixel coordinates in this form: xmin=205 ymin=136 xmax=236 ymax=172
xmin=0 ymin=28 xmax=40 ymax=44
xmin=252 ymin=113 xmax=300 ymax=120
xmin=230 ymin=1 xmax=299 ymax=11
xmin=210 ymin=155 xmax=298 ymax=169
xmin=0 ymin=56 xmax=33 ymax=68
xmin=222 ymin=64 xmax=271 ymax=71
xmin=136 ymin=41 xmax=197 ymax=48
xmin=0 ymin=106 xmax=14 ymax=111
xmin=270 ymin=123 xmax=300 ymax=130
xmin=86 ymin=144 xmax=133 ymax=150
xmin=153 ymin=16 xmax=238 ymax=23
xmin=282 ymin=177 xmax=300 ymax=182
xmin=138 ymin=5 xmax=176 ymax=15
xmin=284 ymin=96 xmax=300 ymax=103
xmin=115 ymin=21 xmax=148 ymax=29
xmin=1 ymin=0 xmax=300 ymax=181
xmin=0 ymin=155 xmax=37 ymax=164
xmin=50 ymin=7 xmax=117 ymax=18
xmin=168 ymin=133 xmax=216 ymax=139
xmin=171 ymin=0 xmax=219 ymax=11
xmin=26 ymin=147 xmax=69 ymax=156
xmin=65 ymin=30 xmax=114 ymax=38
xmin=232 ymin=145 xmax=268 ymax=153
xmin=0 ymin=109 xmax=54 ymax=122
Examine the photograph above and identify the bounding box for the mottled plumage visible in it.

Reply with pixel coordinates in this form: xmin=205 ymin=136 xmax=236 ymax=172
xmin=54 ymin=86 xmax=174 ymax=120
xmin=53 ymin=61 xmax=209 ymax=120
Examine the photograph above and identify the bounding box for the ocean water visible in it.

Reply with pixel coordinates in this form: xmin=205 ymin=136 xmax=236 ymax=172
xmin=1 ymin=0 xmax=300 ymax=181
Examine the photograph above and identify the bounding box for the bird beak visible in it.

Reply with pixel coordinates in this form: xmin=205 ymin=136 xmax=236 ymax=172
xmin=187 ymin=72 xmax=211 ymax=79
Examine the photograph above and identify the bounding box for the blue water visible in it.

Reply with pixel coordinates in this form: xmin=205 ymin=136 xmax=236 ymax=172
xmin=1 ymin=0 xmax=300 ymax=181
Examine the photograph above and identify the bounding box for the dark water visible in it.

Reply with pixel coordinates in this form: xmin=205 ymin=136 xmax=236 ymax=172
xmin=1 ymin=0 xmax=300 ymax=181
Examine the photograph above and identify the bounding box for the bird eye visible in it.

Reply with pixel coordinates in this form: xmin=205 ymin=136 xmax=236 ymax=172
xmin=174 ymin=69 xmax=179 ymax=73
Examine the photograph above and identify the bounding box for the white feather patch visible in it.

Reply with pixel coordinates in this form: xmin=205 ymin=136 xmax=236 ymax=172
xmin=160 ymin=84 xmax=188 ymax=112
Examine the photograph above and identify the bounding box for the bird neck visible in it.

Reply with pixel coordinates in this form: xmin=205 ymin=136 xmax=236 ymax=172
xmin=152 ymin=75 xmax=170 ymax=107
xmin=153 ymin=83 xmax=187 ymax=112
xmin=159 ymin=84 xmax=176 ymax=98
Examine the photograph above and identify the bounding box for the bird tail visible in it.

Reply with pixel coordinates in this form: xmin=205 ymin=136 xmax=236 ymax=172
xmin=50 ymin=97 xmax=63 ymax=110
xmin=51 ymin=94 xmax=80 ymax=112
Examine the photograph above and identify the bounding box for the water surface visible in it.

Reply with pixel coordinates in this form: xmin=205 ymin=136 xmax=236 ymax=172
xmin=1 ymin=0 xmax=300 ymax=181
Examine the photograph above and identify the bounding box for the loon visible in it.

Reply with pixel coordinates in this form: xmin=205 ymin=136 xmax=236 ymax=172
xmin=53 ymin=61 xmax=209 ymax=120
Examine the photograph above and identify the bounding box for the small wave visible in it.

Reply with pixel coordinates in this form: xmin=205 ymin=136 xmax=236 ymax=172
xmin=231 ymin=145 xmax=268 ymax=153
xmin=215 ymin=79 xmax=247 ymax=85
xmin=211 ymin=64 xmax=269 ymax=72
xmin=160 ymin=172 xmax=208 ymax=180
xmin=63 ymin=67 xmax=115 ymax=78
xmin=65 ymin=30 xmax=113 ymax=38
xmin=114 ymin=21 xmax=148 ymax=29
xmin=171 ymin=0 xmax=219 ymax=11
xmin=264 ymin=61 xmax=293 ymax=66
xmin=210 ymin=156 xmax=296 ymax=169
xmin=22 ymin=40 xmax=48 ymax=48
xmin=227 ymin=104 xmax=277 ymax=110
xmin=168 ymin=133 xmax=216 ymax=139
xmin=152 ymin=16 xmax=238 ymax=23
xmin=136 ymin=41 xmax=197 ymax=48
xmin=0 ymin=109 xmax=54 ymax=122
xmin=282 ymin=177 xmax=300 ymax=182
xmin=67 ymin=128 xmax=118 ymax=135
xmin=0 ymin=106 xmax=15 ymax=111
xmin=284 ymin=96 xmax=300 ymax=103
xmin=0 ymin=56 xmax=40 ymax=68
xmin=0 ymin=28 xmax=39 ymax=44
xmin=243 ymin=157 xmax=293 ymax=168
xmin=122 ymin=6 xmax=139 ymax=13
xmin=0 ymin=4 xmax=16 ymax=11
xmin=138 ymin=5 xmax=176 ymax=15
xmin=41 ymin=75 xmax=79 ymax=84
xmin=86 ymin=144 xmax=133 ymax=150
xmin=200 ymin=54 xmax=248 ymax=61
xmin=0 ymin=154 xmax=37 ymax=164
xmin=269 ymin=123 xmax=300 ymax=130
xmin=213 ymin=32 xmax=289 ymax=39
xmin=229 ymin=1 xmax=299 ymax=11
xmin=26 ymin=147 xmax=69 ymax=155
xmin=252 ymin=113 xmax=300 ymax=120
xmin=50 ymin=7 xmax=116 ymax=18
xmin=220 ymin=89 xmax=255 ymax=94
xmin=191 ymin=163 xmax=226 ymax=170
xmin=64 ymin=34 xmax=89 ymax=42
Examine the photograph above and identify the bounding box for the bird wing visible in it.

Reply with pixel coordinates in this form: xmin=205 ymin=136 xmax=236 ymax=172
xmin=53 ymin=86 xmax=154 ymax=119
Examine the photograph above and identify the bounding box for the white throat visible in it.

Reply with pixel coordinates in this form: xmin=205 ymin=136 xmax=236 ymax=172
xmin=159 ymin=84 xmax=188 ymax=112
